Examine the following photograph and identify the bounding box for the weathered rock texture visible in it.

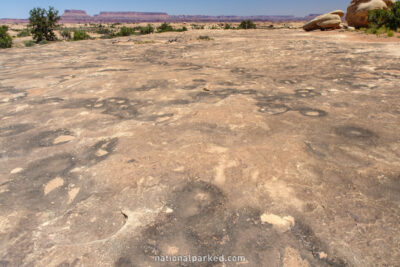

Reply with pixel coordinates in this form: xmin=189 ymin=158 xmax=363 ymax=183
xmin=0 ymin=29 xmax=399 ymax=266
xmin=346 ymin=0 xmax=395 ymax=27
xmin=303 ymin=10 xmax=344 ymax=31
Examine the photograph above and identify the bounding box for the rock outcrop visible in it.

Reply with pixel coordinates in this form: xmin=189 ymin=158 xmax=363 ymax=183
xmin=303 ymin=10 xmax=344 ymax=31
xmin=61 ymin=10 xmax=92 ymax=23
xmin=346 ymin=0 xmax=395 ymax=27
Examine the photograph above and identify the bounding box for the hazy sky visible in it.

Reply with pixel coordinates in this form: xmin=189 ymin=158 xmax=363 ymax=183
xmin=2 ymin=0 xmax=352 ymax=18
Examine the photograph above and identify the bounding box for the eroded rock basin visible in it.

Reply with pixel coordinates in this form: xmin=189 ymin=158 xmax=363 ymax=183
xmin=0 ymin=29 xmax=399 ymax=266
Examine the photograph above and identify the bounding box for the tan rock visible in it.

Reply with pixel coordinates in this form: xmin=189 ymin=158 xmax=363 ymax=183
xmin=303 ymin=11 xmax=344 ymax=31
xmin=346 ymin=0 xmax=395 ymax=27
xmin=330 ymin=10 xmax=346 ymax=17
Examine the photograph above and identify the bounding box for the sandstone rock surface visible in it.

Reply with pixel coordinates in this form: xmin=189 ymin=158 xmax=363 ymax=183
xmin=346 ymin=0 xmax=395 ymax=27
xmin=303 ymin=11 xmax=344 ymax=31
xmin=0 ymin=29 xmax=399 ymax=266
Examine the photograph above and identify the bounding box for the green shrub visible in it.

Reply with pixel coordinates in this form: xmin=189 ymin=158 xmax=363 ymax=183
xmin=0 ymin=25 xmax=12 ymax=48
xmin=39 ymin=39 xmax=49 ymax=45
xmin=60 ymin=28 xmax=72 ymax=40
xmin=224 ymin=24 xmax=232 ymax=30
xmin=368 ymin=1 xmax=400 ymax=30
xmin=239 ymin=20 xmax=256 ymax=29
xmin=139 ymin=24 xmax=154 ymax=34
xmin=73 ymin=30 xmax=90 ymax=41
xmin=387 ymin=30 xmax=395 ymax=37
xmin=118 ymin=26 xmax=136 ymax=36
xmin=157 ymin=22 xmax=174 ymax=32
xmin=96 ymin=27 xmax=113 ymax=35
xmin=28 ymin=6 xmax=60 ymax=42
xmin=176 ymin=26 xmax=188 ymax=32
xmin=24 ymin=40 xmax=35 ymax=47
xmin=17 ymin=28 xmax=31 ymax=37
xmin=157 ymin=23 xmax=187 ymax=33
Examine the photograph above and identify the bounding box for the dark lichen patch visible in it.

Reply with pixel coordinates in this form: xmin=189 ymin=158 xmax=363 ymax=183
xmin=291 ymin=220 xmax=348 ymax=266
xmin=0 ymin=124 xmax=35 ymax=137
xmin=131 ymin=79 xmax=169 ymax=92
xmin=334 ymin=126 xmax=377 ymax=140
xmin=80 ymin=138 xmax=118 ymax=166
xmin=295 ymin=89 xmax=321 ymax=98
xmin=192 ymin=79 xmax=207 ymax=83
xmin=19 ymin=153 xmax=76 ymax=180
xmin=100 ymin=98 xmax=139 ymax=119
xmin=168 ymin=180 xmax=226 ymax=222
xmin=28 ymin=129 xmax=75 ymax=147
xmin=34 ymin=97 xmax=65 ymax=104
xmin=297 ymin=108 xmax=327 ymax=117
xmin=62 ymin=98 xmax=99 ymax=110
xmin=114 ymin=257 xmax=134 ymax=267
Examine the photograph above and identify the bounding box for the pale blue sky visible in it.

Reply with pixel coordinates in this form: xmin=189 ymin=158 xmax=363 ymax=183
xmin=2 ymin=0 xmax=351 ymax=18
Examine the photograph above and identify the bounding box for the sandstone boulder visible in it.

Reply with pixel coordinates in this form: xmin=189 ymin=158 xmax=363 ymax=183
xmin=346 ymin=0 xmax=395 ymax=27
xmin=303 ymin=11 xmax=344 ymax=31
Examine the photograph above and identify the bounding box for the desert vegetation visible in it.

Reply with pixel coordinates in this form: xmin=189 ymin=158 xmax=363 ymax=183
xmin=73 ymin=29 xmax=90 ymax=41
xmin=0 ymin=25 xmax=12 ymax=48
xmin=239 ymin=20 xmax=257 ymax=29
xmin=362 ymin=1 xmax=400 ymax=36
xmin=157 ymin=22 xmax=187 ymax=33
xmin=28 ymin=6 xmax=60 ymax=42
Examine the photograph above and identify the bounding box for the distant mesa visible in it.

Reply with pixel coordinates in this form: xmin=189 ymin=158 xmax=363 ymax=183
xmin=0 ymin=9 xmax=322 ymax=24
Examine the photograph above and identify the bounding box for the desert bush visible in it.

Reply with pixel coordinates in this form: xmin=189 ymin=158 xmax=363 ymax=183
xmin=157 ymin=23 xmax=187 ymax=33
xmin=139 ymin=24 xmax=154 ymax=34
xmin=191 ymin=24 xmax=205 ymax=30
xmin=60 ymin=28 xmax=72 ymax=40
xmin=368 ymin=1 xmax=400 ymax=31
xmin=157 ymin=22 xmax=174 ymax=32
xmin=387 ymin=30 xmax=395 ymax=36
xmin=73 ymin=29 xmax=90 ymax=41
xmin=0 ymin=25 xmax=12 ymax=48
xmin=239 ymin=20 xmax=256 ymax=29
xmin=118 ymin=26 xmax=136 ymax=36
xmin=17 ymin=28 xmax=31 ymax=37
xmin=197 ymin=35 xmax=212 ymax=41
xmin=96 ymin=27 xmax=113 ymax=35
xmin=24 ymin=40 xmax=35 ymax=47
xmin=28 ymin=6 xmax=60 ymax=42
xmin=176 ymin=26 xmax=188 ymax=32
xmin=39 ymin=39 xmax=49 ymax=45
xmin=224 ymin=24 xmax=232 ymax=30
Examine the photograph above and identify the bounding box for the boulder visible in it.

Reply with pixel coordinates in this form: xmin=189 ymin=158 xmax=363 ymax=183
xmin=303 ymin=11 xmax=344 ymax=31
xmin=346 ymin=0 xmax=395 ymax=27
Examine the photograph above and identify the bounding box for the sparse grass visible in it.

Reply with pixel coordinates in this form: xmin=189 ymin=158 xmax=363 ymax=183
xmin=134 ymin=40 xmax=155 ymax=44
xmin=197 ymin=35 xmax=213 ymax=41
xmin=362 ymin=25 xmax=397 ymax=37
xmin=17 ymin=28 xmax=31 ymax=37
xmin=24 ymin=40 xmax=35 ymax=47
xmin=73 ymin=29 xmax=90 ymax=41
xmin=191 ymin=24 xmax=205 ymax=30
xmin=60 ymin=28 xmax=72 ymax=40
